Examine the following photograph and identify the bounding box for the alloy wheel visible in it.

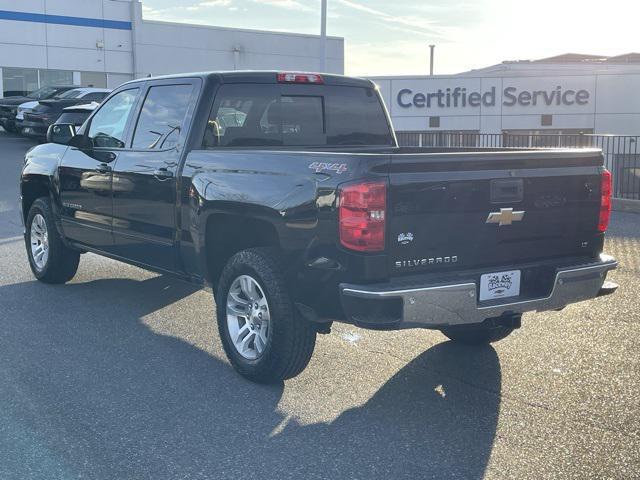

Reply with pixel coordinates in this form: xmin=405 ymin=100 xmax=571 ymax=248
xmin=226 ymin=274 xmax=271 ymax=360
xmin=30 ymin=213 xmax=49 ymax=271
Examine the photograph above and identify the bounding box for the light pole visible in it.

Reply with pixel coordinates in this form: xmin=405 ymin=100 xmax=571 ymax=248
xmin=429 ymin=44 xmax=435 ymax=75
xmin=320 ymin=0 xmax=327 ymax=72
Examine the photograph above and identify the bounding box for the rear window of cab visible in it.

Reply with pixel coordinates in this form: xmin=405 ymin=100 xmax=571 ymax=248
xmin=203 ymin=84 xmax=393 ymax=148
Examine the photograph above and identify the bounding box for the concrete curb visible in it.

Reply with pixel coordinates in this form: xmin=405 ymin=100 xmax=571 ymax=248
xmin=613 ymin=198 xmax=640 ymax=214
xmin=0 ymin=235 xmax=22 ymax=245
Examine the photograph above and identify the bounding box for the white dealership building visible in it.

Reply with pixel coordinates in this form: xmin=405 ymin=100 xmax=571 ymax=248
xmin=1 ymin=1 xmax=638 ymax=139
xmin=0 ymin=0 xmax=344 ymax=97
xmin=372 ymin=54 xmax=640 ymax=137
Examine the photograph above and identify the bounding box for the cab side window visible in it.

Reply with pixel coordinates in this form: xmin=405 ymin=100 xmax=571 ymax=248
xmin=88 ymin=88 xmax=139 ymax=149
xmin=131 ymin=84 xmax=195 ymax=150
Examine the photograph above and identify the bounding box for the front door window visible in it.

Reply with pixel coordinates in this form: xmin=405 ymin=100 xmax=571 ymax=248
xmin=88 ymin=89 xmax=139 ymax=148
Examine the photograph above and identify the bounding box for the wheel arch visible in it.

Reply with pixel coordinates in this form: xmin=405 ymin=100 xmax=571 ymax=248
xmin=21 ymin=174 xmax=55 ymax=225
xmin=204 ymin=210 xmax=281 ymax=290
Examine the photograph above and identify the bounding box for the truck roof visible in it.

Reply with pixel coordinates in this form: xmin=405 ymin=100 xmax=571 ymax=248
xmin=122 ymin=71 xmax=375 ymax=88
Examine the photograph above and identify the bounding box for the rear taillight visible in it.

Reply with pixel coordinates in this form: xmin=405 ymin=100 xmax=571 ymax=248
xmin=277 ymin=72 xmax=324 ymax=84
xmin=598 ymin=169 xmax=612 ymax=233
xmin=339 ymin=181 xmax=386 ymax=252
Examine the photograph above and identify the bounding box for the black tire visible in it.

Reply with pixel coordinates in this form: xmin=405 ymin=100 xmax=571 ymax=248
xmin=440 ymin=323 xmax=514 ymax=345
xmin=25 ymin=197 xmax=80 ymax=284
xmin=215 ymin=247 xmax=317 ymax=383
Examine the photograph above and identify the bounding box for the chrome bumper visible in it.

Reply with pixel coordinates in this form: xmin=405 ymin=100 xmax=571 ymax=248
xmin=340 ymin=254 xmax=617 ymax=328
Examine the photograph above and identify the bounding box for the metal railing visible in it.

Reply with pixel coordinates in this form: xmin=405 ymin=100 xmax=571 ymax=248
xmin=396 ymin=132 xmax=640 ymax=200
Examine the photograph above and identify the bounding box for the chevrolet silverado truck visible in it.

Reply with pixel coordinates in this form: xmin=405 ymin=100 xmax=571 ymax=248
xmin=19 ymin=71 xmax=618 ymax=383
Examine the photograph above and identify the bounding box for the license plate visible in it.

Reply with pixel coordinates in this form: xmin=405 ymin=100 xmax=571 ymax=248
xmin=479 ymin=270 xmax=521 ymax=301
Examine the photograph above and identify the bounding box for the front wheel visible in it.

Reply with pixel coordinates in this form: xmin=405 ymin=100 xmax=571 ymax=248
xmin=216 ymin=248 xmax=317 ymax=383
xmin=25 ymin=198 xmax=80 ymax=284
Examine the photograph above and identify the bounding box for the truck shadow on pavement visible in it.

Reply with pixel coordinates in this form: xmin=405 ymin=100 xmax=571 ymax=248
xmin=0 ymin=274 xmax=501 ymax=480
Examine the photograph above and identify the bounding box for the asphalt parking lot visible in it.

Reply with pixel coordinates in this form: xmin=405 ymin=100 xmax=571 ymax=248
xmin=0 ymin=129 xmax=638 ymax=479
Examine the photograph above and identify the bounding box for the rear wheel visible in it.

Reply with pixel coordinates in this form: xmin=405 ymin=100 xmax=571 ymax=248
xmin=26 ymin=198 xmax=80 ymax=284
xmin=216 ymin=248 xmax=317 ymax=383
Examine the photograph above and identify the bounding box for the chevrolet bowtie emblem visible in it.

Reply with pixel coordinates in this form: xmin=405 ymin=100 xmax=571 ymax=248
xmin=486 ymin=208 xmax=525 ymax=226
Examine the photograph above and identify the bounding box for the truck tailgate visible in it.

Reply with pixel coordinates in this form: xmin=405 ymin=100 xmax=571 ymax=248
xmin=387 ymin=149 xmax=605 ymax=277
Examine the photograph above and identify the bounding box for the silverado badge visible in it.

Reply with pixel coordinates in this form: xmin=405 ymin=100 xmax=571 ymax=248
xmin=395 ymin=256 xmax=458 ymax=268
xmin=486 ymin=208 xmax=525 ymax=226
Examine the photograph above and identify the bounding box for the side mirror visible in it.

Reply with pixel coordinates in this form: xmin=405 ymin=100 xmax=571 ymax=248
xmin=47 ymin=123 xmax=76 ymax=145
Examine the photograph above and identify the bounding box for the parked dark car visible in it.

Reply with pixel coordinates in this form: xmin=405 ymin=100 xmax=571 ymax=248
xmin=21 ymin=88 xmax=111 ymax=139
xmin=42 ymin=103 xmax=99 ymax=145
xmin=20 ymin=71 xmax=617 ymax=383
xmin=0 ymin=85 xmax=76 ymax=132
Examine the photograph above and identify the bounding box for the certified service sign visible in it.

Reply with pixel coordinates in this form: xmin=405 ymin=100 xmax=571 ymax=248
xmin=397 ymin=85 xmax=590 ymax=109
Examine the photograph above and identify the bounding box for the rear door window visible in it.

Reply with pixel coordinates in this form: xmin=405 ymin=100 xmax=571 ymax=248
xmin=131 ymin=84 xmax=195 ymax=150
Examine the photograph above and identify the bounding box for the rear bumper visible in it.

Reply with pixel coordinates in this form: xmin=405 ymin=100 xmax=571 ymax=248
xmin=340 ymin=254 xmax=617 ymax=329
xmin=21 ymin=119 xmax=47 ymax=137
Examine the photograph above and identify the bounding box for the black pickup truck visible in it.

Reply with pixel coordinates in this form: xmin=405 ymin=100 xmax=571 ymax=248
xmin=20 ymin=71 xmax=618 ymax=383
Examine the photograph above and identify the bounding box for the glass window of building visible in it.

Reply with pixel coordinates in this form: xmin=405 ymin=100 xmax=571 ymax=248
xmin=39 ymin=69 xmax=74 ymax=88
xmin=81 ymin=72 xmax=108 ymax=88
xmin=106 ymin=74 xmax=133 ymax=90
xmin=2 ymin=67 xmax=38 ymax=97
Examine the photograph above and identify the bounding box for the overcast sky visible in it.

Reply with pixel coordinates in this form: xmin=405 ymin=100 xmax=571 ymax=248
xmin=142 ymin=0 xmax=640 ymax=76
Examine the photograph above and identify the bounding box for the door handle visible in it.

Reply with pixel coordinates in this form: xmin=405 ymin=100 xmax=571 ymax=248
xmin=96 ymin=163 xmax=112 ymax=173
xmin=153 ymin=168 xmax=174 ymax=180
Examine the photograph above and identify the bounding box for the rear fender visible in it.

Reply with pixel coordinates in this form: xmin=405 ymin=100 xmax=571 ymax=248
xmin=179 ymin=149 xmax=389 ymax=308
xmin=186 ymin=165 xmax=320 ymax=286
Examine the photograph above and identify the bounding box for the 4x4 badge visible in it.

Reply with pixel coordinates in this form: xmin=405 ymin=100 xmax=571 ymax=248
xmin=486 ymin=208 xmax=525 ymax=226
